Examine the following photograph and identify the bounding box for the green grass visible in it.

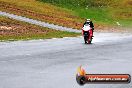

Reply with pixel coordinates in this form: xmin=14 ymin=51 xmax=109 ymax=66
xmin=73 ymin=7 xmax=113 ymax=24
xmin=0 ymin=16 xmax=80 ymax=41
xmin=39 ymin=0 xmax=119 ymax=7
xmin=73 ymin=7 xmax=132 ymax=27
xmin=40 ymin=0 xmax=132 ymax=28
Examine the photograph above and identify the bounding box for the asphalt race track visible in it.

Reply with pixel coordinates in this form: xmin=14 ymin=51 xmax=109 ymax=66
xmin=0 ymin=32 xmax=132 ymax=88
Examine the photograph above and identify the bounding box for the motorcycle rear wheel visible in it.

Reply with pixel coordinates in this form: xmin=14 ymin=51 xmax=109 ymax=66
xmin=88 ymin=37 xmax=92 ymax=44
xmin=88 ymin=40 xmax=91 ymax=44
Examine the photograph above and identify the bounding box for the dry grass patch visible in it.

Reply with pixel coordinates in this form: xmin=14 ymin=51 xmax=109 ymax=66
xmin=0 ymin=16 xmax=80 ymax=41
xmin=0 ymin=0 xmax=84 ymax=29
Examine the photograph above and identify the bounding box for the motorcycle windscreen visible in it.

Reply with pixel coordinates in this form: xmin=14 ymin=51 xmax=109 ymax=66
xmin=83 ymin=25 xmax=91 ymax=31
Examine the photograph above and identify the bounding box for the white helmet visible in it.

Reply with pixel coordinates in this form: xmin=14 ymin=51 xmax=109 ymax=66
xmin=86 ymin=19 xmax=90 ymax=22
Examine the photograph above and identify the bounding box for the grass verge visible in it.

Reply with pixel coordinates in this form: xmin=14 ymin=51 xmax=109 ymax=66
xmin=0 ymin=0 xmax=84 ymax=29
xmin=0 ymin=16 xmax=80 ymax=41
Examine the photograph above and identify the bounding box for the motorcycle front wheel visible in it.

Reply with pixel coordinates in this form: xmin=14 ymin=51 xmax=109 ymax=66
xmin=84 ymin=36 xmax=88 ymax=44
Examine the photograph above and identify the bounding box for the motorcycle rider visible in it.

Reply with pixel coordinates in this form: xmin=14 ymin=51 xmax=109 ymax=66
xmin=83 ymin=19 xmax=94 ymax=30
xmin=82 ymin=19 xmax=94 ymax=44
xmin=83 ymin=19 xmax=94 ymax=31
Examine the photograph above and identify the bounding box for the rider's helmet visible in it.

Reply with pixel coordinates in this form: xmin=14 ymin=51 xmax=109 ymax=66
xmin=86 ymin=19 xmax=91 ymax=22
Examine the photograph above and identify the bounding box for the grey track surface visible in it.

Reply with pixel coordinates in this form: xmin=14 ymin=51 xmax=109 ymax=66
xmin=0 ymin=11 xmax=81 ymax=33
xmin=0 ymin=32 xmax=132 ymax=88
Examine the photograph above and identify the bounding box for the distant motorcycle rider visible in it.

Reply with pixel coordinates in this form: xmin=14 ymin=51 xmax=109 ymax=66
xmin=82 ymin=19 xmax=94 ymax=37
xmin=83 ymin=19 xmax=94 ymax=31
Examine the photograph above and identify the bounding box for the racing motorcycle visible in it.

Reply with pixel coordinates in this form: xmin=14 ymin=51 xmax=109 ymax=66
xmin=82 ymin=24 xmax=93 ymax=44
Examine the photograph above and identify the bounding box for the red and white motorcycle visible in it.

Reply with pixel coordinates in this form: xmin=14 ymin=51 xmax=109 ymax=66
xmin=82 ymin=24 xmax=93 ymax=44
